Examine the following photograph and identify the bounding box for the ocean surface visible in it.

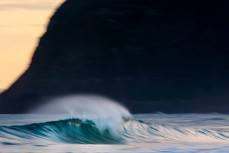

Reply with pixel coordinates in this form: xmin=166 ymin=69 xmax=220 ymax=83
xmin=1 ymin=114 xmax=229 ymax=153
xmin=0 ymin=96 xmax=229 ymax=153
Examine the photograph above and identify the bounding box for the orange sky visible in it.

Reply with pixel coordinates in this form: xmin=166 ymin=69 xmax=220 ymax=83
xmin=0 ymin=0 xmax=65 ymax=90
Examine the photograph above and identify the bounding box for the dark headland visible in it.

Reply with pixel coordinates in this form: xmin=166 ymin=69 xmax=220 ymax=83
xmin=0 ymin=0 xmax=229 ymax=113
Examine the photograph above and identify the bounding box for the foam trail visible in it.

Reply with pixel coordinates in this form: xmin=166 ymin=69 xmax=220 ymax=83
xmin=123 ymin=120 xmax=229 ymax=143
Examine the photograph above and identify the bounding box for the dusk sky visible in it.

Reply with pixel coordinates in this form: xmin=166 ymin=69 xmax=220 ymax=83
xmin=0 ymin=0 xmax=64 ymax=90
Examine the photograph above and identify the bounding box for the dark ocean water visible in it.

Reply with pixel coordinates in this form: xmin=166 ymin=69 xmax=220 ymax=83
xmin=0 ymin=113 xmax=229 ymax=153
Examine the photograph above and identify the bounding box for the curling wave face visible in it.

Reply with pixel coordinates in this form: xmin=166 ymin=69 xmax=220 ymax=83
xmin=0 ymin=118 xmax=124 ymax=144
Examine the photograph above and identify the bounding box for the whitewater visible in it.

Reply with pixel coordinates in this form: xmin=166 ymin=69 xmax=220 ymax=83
xmin=0 ymin=95 xmax=229 ymax=152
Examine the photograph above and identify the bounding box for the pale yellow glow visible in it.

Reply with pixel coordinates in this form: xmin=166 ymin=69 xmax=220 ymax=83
xmin=0 ymin=0 xmax=65 ymax=90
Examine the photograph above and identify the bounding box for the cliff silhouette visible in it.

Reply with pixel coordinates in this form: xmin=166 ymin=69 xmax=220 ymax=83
xmin=0 ymin=0 xmax=229 ymax=113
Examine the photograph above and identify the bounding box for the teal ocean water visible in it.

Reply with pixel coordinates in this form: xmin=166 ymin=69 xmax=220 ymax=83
xmin=1 ymin=114 xmax=229 ymax=153
xmin=0 ymin=96 xmax=229 ymax=152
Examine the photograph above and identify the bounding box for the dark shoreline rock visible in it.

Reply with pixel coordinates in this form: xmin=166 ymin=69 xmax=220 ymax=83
xmin=0 ymin=0 xmax=229 ymax=113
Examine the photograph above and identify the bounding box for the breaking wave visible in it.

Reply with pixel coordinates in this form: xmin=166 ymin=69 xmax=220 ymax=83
xmin=0 ymin=95 xmax=229 ymax=145
xmin=0 ymin=119 xmax=229 ymax=145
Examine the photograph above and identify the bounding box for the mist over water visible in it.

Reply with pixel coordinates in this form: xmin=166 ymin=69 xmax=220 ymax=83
xmin=32 ymin=95 xmax=131 ymax=118
xmin=1 ymin=95 xmax=229 ymax=152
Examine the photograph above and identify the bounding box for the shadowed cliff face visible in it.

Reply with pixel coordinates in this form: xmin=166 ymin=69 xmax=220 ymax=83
xmin=0 ymin=0 xmax=229 ymax=113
